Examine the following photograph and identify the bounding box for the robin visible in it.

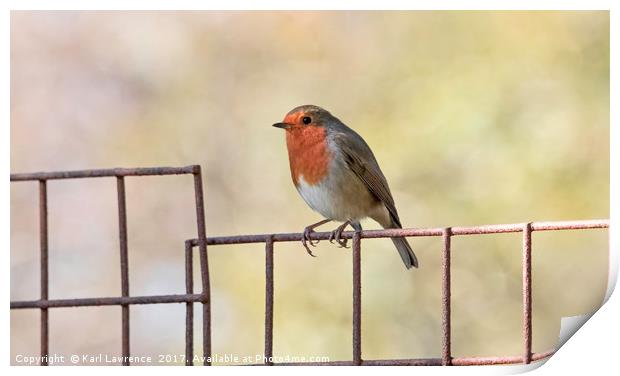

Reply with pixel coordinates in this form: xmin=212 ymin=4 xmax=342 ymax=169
xmin=273 ymin=105 xmax=419 ymax=269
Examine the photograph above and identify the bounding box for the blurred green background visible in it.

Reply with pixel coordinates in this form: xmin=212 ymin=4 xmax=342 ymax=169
xmin=10 ymin=11 xmax=609 ymax=365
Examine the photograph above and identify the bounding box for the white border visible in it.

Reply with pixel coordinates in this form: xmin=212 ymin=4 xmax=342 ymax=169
xmin=3 ymin=1 xmax=616 ymax=375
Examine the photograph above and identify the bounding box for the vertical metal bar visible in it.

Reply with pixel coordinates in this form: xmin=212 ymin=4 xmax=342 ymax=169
xmin=39 ymin=180 xmax=49 ymax=366
xmin=264 ymin=237 xmax=274 ymax=365
xmin=116 ymin=176 xmax=130 ymax=366
xmin=192 ymin=167 xmax=212 ymax=366
xmin=442 ymin=228 xmax=452 ymax=366
xmin=185 ymin=240 xmax=194 ymax=366
xmin=352 ymin=231 xmax=362 ymax=366
xmin=522 ymin=223 xmax=533 ymax=364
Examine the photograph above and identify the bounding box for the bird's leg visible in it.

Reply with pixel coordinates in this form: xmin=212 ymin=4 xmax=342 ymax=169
xmin=329 ymin=221 xmax=352 ymax=248
xmin=302 ymin=219 xmax=332 ymax=257
xmin=329 ymin=221 xmax=363 ymax=248
xmin=351 ymin=221 xmax=363 ymax=232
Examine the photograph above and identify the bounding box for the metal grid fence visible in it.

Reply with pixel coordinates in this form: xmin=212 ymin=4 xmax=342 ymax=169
xmin=10 ymin=165 xmax=609 ymax=366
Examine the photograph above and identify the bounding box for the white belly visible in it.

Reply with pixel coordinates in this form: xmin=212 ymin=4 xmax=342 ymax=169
xmin=295 ymin=166 xmax=385 ymax=223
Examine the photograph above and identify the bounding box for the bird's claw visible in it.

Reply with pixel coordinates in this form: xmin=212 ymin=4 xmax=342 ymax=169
xmin=329 ymin=222 xmax=350 ymax=248
xmin=302 ymin=227 xmax=318 ymax=257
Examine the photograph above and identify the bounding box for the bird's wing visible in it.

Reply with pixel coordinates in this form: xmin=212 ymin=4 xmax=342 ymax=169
xmin=333 ymin=129 xmax=402 ymax=227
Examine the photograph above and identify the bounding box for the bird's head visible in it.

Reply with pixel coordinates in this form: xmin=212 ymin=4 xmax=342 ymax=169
xmin=272 ymin=105 xmax=332 ymax=131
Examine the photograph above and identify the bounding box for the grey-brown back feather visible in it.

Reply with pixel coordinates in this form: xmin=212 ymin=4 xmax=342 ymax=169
xmin=326 ymin=116 xmax=419 ymax=269
xmin=329 ymin=121 xmax=402 ymax=228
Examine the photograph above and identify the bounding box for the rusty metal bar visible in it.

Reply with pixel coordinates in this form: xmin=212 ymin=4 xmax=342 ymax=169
xmin=185 ymin=240 xmax=194 ymax=366
xmin=116 ymin=177 xmax=130 ymax=366
xmin=251 ymin=349 xmax=555 ymax=366
xmin=265 ymin=359 xmax=427 ymax=366
xmin=11 ymin=294 xmax=204 ymax=309
xmin=265 ymin=360 xmax=368 ymax=366
xmin=10 ymin=165 xmax=199 ymax=181
xmin=451 ymin=349 xmax=554 ymax=366
xmin=530 ymin=220 xmax=608 ymax=231
xmin=38 ymin=180 xmax=49 ymax=366
xmin=264 ymin=237 xmax=274 ymax=365
xmin=192 ymin=167 xmax=212 ymax=366
xmin=522 ymin=223 xmax=533 ymax=364
xmin=196 ymin=219 xmax=609 ymax=245
xmin=441 ymin=228 xmax=452 ymax=366
xmin=352 ymin=231 xmax=362 ymax=366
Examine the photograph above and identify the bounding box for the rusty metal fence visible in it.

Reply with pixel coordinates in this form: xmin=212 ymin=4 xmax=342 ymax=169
xmin=10 ymin=165 xmax=609 ymax=366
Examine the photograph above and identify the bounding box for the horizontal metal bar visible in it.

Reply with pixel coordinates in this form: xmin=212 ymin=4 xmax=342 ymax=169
xmin=193 ymin=219 xmax=609 ymax=246
xmin=451 ymin=350 xmax=554 ymax=366
xmin=10 ymin=165 xmax=199 ymax=181
xmin=11 ymin=293 xmax=205 ymax=309
xmin=248 ymin=350 xmax=554 ymax=366
xmin=529 ymin=220 xmax=609 ymax=231
xmin=263 ymin=360 xmax=376 ymax=366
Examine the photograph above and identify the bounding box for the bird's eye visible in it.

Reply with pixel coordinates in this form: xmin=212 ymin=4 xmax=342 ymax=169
xmin=302 ymin=116 xmax=312 ymax=125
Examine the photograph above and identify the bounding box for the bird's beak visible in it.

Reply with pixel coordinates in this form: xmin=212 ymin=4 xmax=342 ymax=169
xmin=272 ymin=122 xmax=291 ymax=129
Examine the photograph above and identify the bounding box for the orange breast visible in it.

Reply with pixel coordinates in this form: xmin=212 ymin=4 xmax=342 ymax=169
xmin=286 ymin=126 xmax=331 ymax=186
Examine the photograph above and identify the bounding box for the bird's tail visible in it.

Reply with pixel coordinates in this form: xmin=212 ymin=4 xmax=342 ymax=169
xmin=375 ymin=216 xmax=418 ymax=270
xmin=391 ymin=235 xmax=418 ymax=269
xmin=372 ymin=211 xmax=419 ymax=269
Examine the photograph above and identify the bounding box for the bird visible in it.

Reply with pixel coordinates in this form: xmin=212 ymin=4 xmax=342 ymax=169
xmin=272 ymin=105 xmax=418 ymax=269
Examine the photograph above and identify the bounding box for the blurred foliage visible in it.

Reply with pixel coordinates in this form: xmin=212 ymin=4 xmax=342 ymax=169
xmin=11 ymin=11 xmax=608 ymax=365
